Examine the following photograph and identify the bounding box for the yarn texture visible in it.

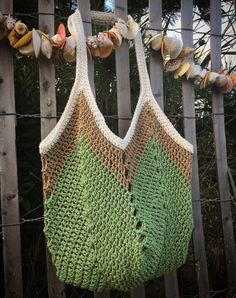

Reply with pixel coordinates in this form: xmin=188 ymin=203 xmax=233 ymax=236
xmin=40 ymin=10 xmax=193 ymax=292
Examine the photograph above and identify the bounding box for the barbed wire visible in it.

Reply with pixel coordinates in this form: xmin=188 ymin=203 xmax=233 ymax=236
xmin=1 ymin=12 xmax=235 ymax=38
xmin=0 ymin=197 xmax=234 ymax=230
xmin=146 ymin=27 xmax=235 ymax=38
xmin=0 ymin=112 xmax=235 ymax=120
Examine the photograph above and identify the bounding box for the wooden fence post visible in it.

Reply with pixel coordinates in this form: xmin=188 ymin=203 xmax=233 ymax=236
xmin=115 ymin=0 xmax=132 ymax=138
xmin=79 ymin=0 xmax=95 ymax=96
xmin=38 ymin=1 xmax=66 ymax=297
xmin=149 ymin=1 xmax=180 ymax=297
xmin=0 ymin=1 xmax=23 ymax=297
xmin=210 ymin=0 xmax=236 ymax=288
xmin=181 ymin=1 xmax=210 ymax=297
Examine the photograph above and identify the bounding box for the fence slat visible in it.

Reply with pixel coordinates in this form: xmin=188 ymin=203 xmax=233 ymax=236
xmin=115 ymin=1 xmax=145 ymax=297
xmin=0 ymin=1 xmax=23 ymax=297
xmin=38 ymin=1 xmax=65 ymax=297
xmin=115 ymin=0 xmax=132 ymax=138
xmin=79 ymin=1 xmax=110 ymax=297
xmin=79 ymin=0 xmax=95 ymax=96
xmin=149 ymin=1 xmax=179 ymax=297
xmin=210 ymin=0 xmax=236 ymax=288
xmin=181 ymin=1 xmax=210 ymax=297
xmin=149 ymin=0 xmax=164 ymax=110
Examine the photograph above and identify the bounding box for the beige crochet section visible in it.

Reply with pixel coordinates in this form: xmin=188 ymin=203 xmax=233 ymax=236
xmin=41 ymin=92 xmax=192 ymax=197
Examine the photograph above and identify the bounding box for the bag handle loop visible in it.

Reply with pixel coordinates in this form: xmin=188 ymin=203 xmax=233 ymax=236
xmin=68 ymin=9 xmax=153 ymax=98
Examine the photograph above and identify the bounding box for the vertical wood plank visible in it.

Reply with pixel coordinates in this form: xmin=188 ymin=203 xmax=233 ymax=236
xmin=149 ymin=0 xmax=164 ymax=109
xmin=79 ymin=0 xmax=95 ymax=95
xmin=38 ymin=1 xmax=65 ymax=297
xmin=115 ymin=0 xmax=132 ymax=138
xmin=115 ymin=0 xmax=145 ymax=297
xmin=210 ymin=0 xmax=236 ymax=287
xmin=79 ymin=2 xmax=110 ymax=298
xmin=181 ymin=1 xmax=209 ymax=297
xmin=0 ymin=1 xmax=23 ymax=298
xmin=149 ymin=1 xmax=179 ymax=297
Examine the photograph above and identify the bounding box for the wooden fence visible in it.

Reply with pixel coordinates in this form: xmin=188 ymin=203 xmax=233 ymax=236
xmin=0 ymin=0 xmax=235 ymax=297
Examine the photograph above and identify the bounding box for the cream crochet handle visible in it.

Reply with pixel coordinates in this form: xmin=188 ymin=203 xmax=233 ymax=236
xmin=68 ymin=9 xmax=153 ymax=98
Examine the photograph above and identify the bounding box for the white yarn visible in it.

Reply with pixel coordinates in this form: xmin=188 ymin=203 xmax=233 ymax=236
xmin=39 ymin=9 xmax=193 ymax=155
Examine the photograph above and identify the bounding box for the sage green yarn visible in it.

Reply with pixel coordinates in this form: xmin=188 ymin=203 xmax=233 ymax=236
xmin=44 ymin=135 xmax=192 ymax=291
xmin=132 ymin=137 xmax=193 ymax=280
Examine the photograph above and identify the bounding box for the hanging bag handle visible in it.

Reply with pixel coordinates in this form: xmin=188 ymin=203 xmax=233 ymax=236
xmin=68 ymin=9 xmax=153 ymax=98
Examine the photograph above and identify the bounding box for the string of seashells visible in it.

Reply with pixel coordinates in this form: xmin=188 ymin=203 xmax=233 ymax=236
xmin=0 ymin=11 xmax=235 ymax=93
xmin=148 ymin=32 xmax=236 ymax=93
xmin=0 ymin=11 xmax=139 ymax=62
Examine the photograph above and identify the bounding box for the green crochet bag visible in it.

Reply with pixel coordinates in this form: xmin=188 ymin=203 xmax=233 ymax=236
xmin=40 ymin=10 xmax=193 ymax=292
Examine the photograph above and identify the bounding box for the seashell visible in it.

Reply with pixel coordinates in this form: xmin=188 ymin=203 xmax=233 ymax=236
xmin=169 ymin=37 xmax=183 ymax=59
xmin=51 ymin=23 xmax=66 ymax=48
xmin=165 ymin=58 xmax=182 ymax=72
xmin=32 ymin=28 xmax=41 ymax=58
xmin=230 ymin=73 xmax=236 ymax=86
xmin=97 ymin=32 xmax=113 ymax=58
xmin=185 ymin=63 xmax=202 ymax=79
xmin=109 ymin=27 xmax=122 ymax=48
xmin=149 ymin=34 xmax=164 ymax=51
xmin=15 ymin=21 xmax=28 ymax=35
xmin=8 ymin=29 xmax=19 ymax=46
xmin=207 ymin=71 xmax=220 ymax=84
xmin=214 ymin=75 xmax=228 ymax=88
xmin=13 ymin=30 xmax=32 ymax=48
xmin=218 ymin=76 xmax=233 ymax=93
xmin=199 ymin=68 xmax=208 ymax=80
xmin=114 ymin=22 xmax=128 ymax=39
xmin=36 ymin=29 xmax=52 ymax=59
xmin=41 ymin=34 xmax=52 ymax=59
xmin=126 ymin=15 xmax=139 ymax=39
xmin=178 ymin=47 xmax=194 ymax=58
xmin=19 ymin=39 xmax=35 ymax=56
xmin=5 ymin=15 xmax=16 ymax=31
xmin=63 ymin=36 xmax=76 ymax=62
xmin=104 ymin=31 xmax=120 ymax=49
xmin=86 ymin=43 xmax=92 ymax=61
xmin=174 ymin=60 xmax=190 ymax=79
xmin=200 ymin=71 xmax=210 ymax=89
xmin=87 ymin=35 xmax=99 ymax=50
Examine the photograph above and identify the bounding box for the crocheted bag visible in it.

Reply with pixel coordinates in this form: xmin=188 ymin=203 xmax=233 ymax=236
xmin=40 ymin=9 xmax=193 ymax=292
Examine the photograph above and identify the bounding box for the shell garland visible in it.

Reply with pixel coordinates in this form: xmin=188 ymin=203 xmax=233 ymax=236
xmin=0 ymin=11 xmax=235 ymax=94
xmin=147 ymin=31 xmax=236 ymax=94
xmin=0 ymin=11 xmax=138 ymax=63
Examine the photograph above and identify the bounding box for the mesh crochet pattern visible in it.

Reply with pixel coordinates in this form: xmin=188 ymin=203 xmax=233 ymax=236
xmin=40 ymin=10 xmax=193 ymax=292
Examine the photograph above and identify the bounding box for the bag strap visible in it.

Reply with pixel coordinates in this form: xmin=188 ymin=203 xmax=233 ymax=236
xmin=68 ymin=9 xmax=153 ymax=98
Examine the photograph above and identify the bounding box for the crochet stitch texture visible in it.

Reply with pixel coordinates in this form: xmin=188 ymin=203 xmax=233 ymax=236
xmin=40 ymin=10 xmax=193 ymax=292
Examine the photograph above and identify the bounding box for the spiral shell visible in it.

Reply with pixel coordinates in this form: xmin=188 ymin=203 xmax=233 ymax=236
xmin=15 ymin=21 xmax=28 ymax=35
